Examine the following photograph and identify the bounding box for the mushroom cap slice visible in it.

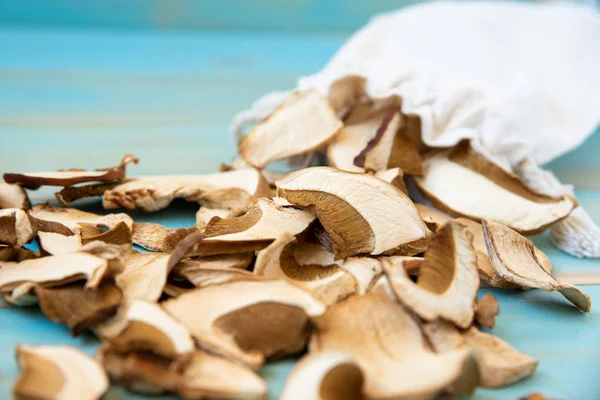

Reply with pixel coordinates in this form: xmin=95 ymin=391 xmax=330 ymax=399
xmin=276 ymin=167 xmax=428 ymax=259
xmin=14 ymin=344 xmax=108 ymax=400
xmin=281 ymin=351 xmax=365 ymax=400
xmin=475 ymin=293 xmax=500 ymax=329
xmin=310 ymin=294 xmax=478 ymax=399
xmin=176 ymin=266 xmax=256 ymax=289
xmin=4 ymin=154 xmax=138 ymax=189
xmin=0 ymin=183 xmax=30 ymax=209
xmin=163 ymin=279 xmax=326 ymax=369
xmin=0 ymin=208 xmax=34 ymax=247
xmin=30 ymin=204 xmax=133 ymax=235
xmin=254 ymin=234 xmax=356 ymax=305
xmin=195 ymin=207 xmax=230 ymax=228
xmin=103 ymin=168 xmax=269 ymax=212
xmin=239 ymin=89 xmax=343 ymax=169
xmin=384 ymin=222 xmax=480 ymax=328
xmin=131 ymin=222 xmax=173 ymax=252
xmin=482 ymin=219 xmax=591 ymax=312
xmin=414 ymin=143 xmax=576 ymax=235
xmin=55 ymin=181 xmax=120 ymax=206
xmin=108 ymin=300 xmax=194 ymax=359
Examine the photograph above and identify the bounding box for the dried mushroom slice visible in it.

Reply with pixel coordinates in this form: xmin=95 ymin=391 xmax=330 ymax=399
xmin=55 ymin=181 xmax=120 ymax=206
xmin=109 ymin=300 xmax=194 ymax=359
xmin=163 ymin=279 xmax=326 ymax=369
xmin=103 ymin=168 xmax=269 ymax=212
xmin=0 ymin=208 xmax=34 ymax=247
xmin=195 ymin=207 xmax=230 ymax=228
xmin=132 ymin=222 xmax=172 ymax=252
xmin=276 ymin=167 xmax=428 ymax=259
xmin=36 ymin=281 xmax=122 ymax=336
xmin=14 ymin=344 xmax=108 ymax=400
xmin=310 ymin=294 xmax=478 ymax=399
xmin=327 ymin=75 xmax=367 ymax=117
xmin=383 ymin=222 xmax=480 ymax=328
xmin=373 ymin=167 xmax=407 ymax=193
xmin=176 ymin=267 xmax=256 ymax=289
xmin=475 ymin=293 xmax=500 ymax=329
xmin=5 ymin=282 xmax=37 ymax=306
xmin=0 ymin=246 xmax=39 ymax=262
xmin=239 ymin=89 xmax=342 ymax=169
xmin=30 ymin=204 xmax=133 ymax=235
xmin=281 ymin=351 xmax=365 ymax=400
xmin=4 ymin=154 xmax=138 ymax=189
xmin=254 ymin=234 xmax=356 ymax=305
xmin=339 ymin=257 xmax=382 ymax=295
xmin=414 ymin=143 xmax=576 ymax=234
xmin=416 ymin=203 xmax=452 ymax=232
xmin=482 ymin=220 xmax=591 ymax=312
xmin=37 ymin=223 xmax=132 ymax=256
xmin=0 ymin=183 xmax=30 ymax=209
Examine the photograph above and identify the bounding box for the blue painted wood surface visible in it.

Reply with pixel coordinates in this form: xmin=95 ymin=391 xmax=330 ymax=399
xmin=0 ymin=25 xmax=599 ymax=399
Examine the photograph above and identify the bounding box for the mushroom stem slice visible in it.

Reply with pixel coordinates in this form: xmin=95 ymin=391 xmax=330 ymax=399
xmin=281 ymin=351 xmax=365 ymax=400
xmin=14 ymin=344 xmax=109 ymax=400
xmin=239 ymin=89 xmax=343 ymax=169
xmin=414 ymin=142 xmax=576 ymax=234
xmin=163 ymin=279 xmax=326 ymax=369
xmin=384 ymin=221 xmax=480 ymax=328
xmin=475 ymin=293 xmax=500 ymax=329
xmin=4 ymin=154 xmax=138 ymax=189
xmin=0 ymin=208 xmax=35 ymax=247
xmin=276 ymin=167 xmax=428 ymax=259
xmin=0 ymin=183 xmax=30 ymax=210
xmin=482 ymin=219 xmax=591 ymax=312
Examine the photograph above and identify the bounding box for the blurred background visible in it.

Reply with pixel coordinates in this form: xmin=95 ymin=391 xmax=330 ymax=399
xmin=0 ymin=0 xmax=598 ymax=196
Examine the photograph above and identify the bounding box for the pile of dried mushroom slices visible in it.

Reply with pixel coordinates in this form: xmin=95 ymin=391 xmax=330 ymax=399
xmin=0 ymin=83 xmax=592 ymax=400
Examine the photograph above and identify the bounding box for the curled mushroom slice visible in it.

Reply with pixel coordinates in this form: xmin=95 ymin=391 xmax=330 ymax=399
xmin=475 ymin=293 xmax=500 ymax=329
xmin=415 ymin=203 xmax=452 ymax=232
xmin=55 ymin=181 xmax=120 ymax=206
xmin=14 ymin=344 xmax=109 ymax=400
xmin=131 ymin=222 xmax=172 ymax=252
xmin=172 ymin=254 xmax=255 ymax=288
xmin=383 ymin=222 xmax=480 ymax=328
xmin=163 ymin=279 xmax=326 ymax=368
xmin=482 ymin=220 xmax=591 ymax=312
xmin=103 ymin=168 xmax=269 ymax=212
xmin=4 ymin=154 xmax=138 ymax=189
xmin=239 ymin=89 xmax=342 ymax=169
xmin=254 ymin=234 xmax=356 ymax=305
xmin=0 ymin=208 xmax=34 ymax=247
xmin=0 ymin=183 xmax=30 ymax=209
xmin=277 ymin=167 xmax=428 ymax=259
xmin=281 ymin=351 xmax=365 ymax=400
xmin=310 ymin=294 xmax=478 ymax=399
xmin=36 ymin=281 xmax=122 ymax=335
xmin=414 ymin=142 xmax=576 ymax=234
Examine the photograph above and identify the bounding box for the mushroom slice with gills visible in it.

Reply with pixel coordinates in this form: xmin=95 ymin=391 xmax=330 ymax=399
xmin=475 ymin=293 xmax=500 ymax=329
xmin=162 ymin=279 xmax=326 ymax=369
xmin=108 ymin=300 xmax=194 ymax=359
xmin=482 ymin=219 xmax=591 ymax=312
xmin=170 ymin=198 xmax=316 ymax=258
xmin=55 ymin=181 xmax=120 ymax=206
xmin=414 ymin=142 xmax=576 ymax=235
xmin=238 ymin=89 xmax=343 ymax=169
xmin=281 ymin=351 xmax=365 ymax=400
xmin=102 ymin=168 xmax=269 ymax=212
xmin=415 ymin=203 xmax=452 ymax=232
xmin=37 ymin=222 xmax=132 ymax=256
xmin=0 ymin=183 xmax=30 ymax=209
xmin=14 ymin=344 xmax=109 ymax=400
xmin=0 ymin=208 xmax=34 ymax=247
xmin=254 ymin=234 xmax=356 ymax=305
xmin=276 ymin=167 xmax=429 ymax=259
xmin=4 ymin=154 xmax=138 ymax=189
xmin=195 ymin=207 xmax=230 ymax=228
xmin=339 ymin=257 xmax=382 ymax=295
xmin=383 ymin=222 xmax=480 ymax=328
xmin=36 ymin=281 xmax=122 ymax=336
xmin=310 ymin=294 xmax=478 ymax=399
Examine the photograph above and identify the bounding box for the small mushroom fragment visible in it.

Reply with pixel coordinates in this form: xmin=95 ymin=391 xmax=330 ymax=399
xmin=239 ymin=89 xmax=343 ymax=169
xmin=195 ymin=207 xmax=230 ymax=228
xmin=281 ymin=351 xmax=365 ymax=400
xmin=131 ymin=222 xmax=173 ymax=252
xmin=414 ymin=142 xmax=576 ymax=234
xmin=327 ymin=75 xmax=367 ymax=118
xmin=254 ymin=234 xmax=356 ymax=305
xmin=482 ymin=220 xmax=591 ymax=312
xmin=103 ymin=168 xmax=269 ymax=212
xmin=0 ymin=208 xmax=35 ymax=247
xmin=108 ymin=300 xmax=194 ymax=359
xmin=276 ymin=167 xmax=428 ymax=259
xmin=163 ymin=279 xmax=326 ymax=369
xmin=14 ymin=344 xmax=109 ymax=400
xmin=415 ymin=203 xmax=452 ymax=232
xmin=339 ymin=257 xmax=382 ymax=295
xmin=475 ymin=293 xmax=500 ymax=329
xmin=4 ymin=154 xmax=138 ymax=189
xmin=310 ymin=294 xmax=478 ymax=399
xmin=0 ymin=183 xmax=30 ymax=209
xmin=36 ymin=281 xmax=122 ymax=335
xmin=383 ymin=222 xmax=480 ymax=328
xmin=55 ymin=181 xmax=120 ymax=206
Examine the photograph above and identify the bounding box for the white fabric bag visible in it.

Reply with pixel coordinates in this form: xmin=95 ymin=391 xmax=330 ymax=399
xmin=231 ymin=1 xmax=600 ymax=258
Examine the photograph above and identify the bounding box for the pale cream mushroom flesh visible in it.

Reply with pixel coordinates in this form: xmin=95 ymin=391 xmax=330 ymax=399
xmin=239 ymin=89 xmax=343 ymax=169
xmin=0 ymin=183 xmax=30 ymax=209
xmin=0 ymin=208 xmax=35 ymax=247
xmin=276 ymin=167 xmax=428 ymax=259
xmin=482 ymin=219 xmax=591 ymax=312
xmin=415 ymin=202 xmax=452 ymax=232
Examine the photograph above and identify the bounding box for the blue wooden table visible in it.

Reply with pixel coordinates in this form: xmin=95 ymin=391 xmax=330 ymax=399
xmin=1 ymin=8 xmax=600 ymax=399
